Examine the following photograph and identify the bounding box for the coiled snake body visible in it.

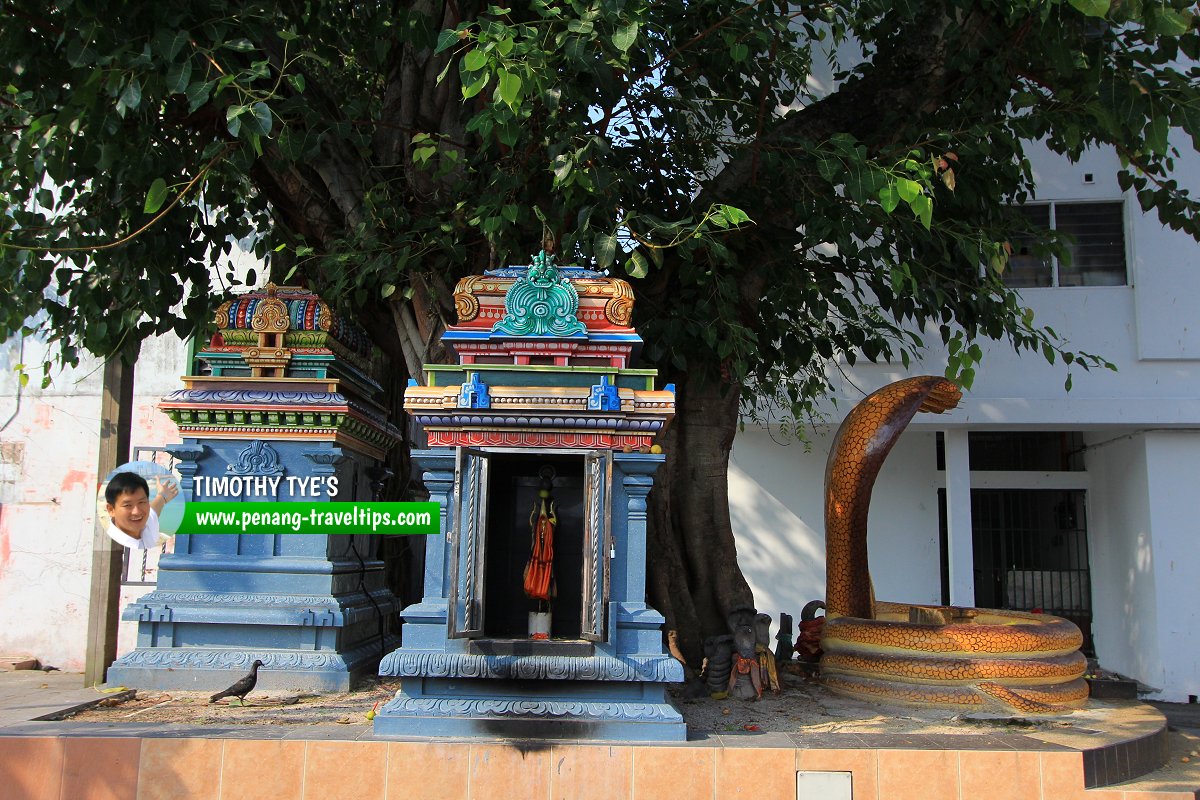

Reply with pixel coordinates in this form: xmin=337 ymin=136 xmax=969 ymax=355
xmin=819 ymin=376 xmax=1088 ymax=713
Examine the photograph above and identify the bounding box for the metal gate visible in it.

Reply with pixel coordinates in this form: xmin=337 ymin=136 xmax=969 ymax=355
xmin=971 ymin=489 xmax=1094 ymax=654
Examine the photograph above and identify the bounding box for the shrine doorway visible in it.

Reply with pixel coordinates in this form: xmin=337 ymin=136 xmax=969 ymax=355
xmin=448 ymin=448 xmax=612 ymax=643
xmin=483 ymin=452 xmax=586 ymax=640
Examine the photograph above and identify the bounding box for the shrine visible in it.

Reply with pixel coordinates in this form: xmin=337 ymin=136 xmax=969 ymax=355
xmin=375 ymin=252 xmax=686 ymax=741
xmin=107 ymin=285 xmax=402 ymax=692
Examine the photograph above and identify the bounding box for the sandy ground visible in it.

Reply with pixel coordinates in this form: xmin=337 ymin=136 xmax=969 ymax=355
xmin=68 ymin=667 xmax=1087 ymax=738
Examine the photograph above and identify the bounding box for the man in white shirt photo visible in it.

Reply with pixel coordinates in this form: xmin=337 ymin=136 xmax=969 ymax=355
xmin=104 ymin=471 xmax=179 ymax=550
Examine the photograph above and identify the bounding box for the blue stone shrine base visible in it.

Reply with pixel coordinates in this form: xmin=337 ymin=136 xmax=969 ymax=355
xmin=375 ymin=678 xmax=684 ymax=741
xmin=375 ymin=645 xmax=686 ymax=742
xmin=108 ymin=440 xmax=402 ymax=694
xmin=107 ymin=588 xmax=400 ymax=693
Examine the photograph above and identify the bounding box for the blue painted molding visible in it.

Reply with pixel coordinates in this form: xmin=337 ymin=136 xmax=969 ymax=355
xmin=160 ymin=555 xmax=385 ymax=574
xmin=110 ymin=635 xmax=396 ymax=672
xmin=163 ymin=389 xmax=349 ymax=405
xmin=163 ymin=389 xmax=396 ymax=430
xmin=380 ymin=695 xmax=684 ymax=723
xmin=378 ymin=650 xmax=684 ymax=683
xmin=122 ymin=588 xmax=399 ymax=626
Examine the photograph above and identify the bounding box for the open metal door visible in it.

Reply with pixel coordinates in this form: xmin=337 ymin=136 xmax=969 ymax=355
xmin=447 ymin=447 xmax=490 ymax=639
xmin=580 ymin=450 xmax=613 ymax=641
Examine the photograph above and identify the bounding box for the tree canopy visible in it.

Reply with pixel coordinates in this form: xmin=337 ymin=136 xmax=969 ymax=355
xmin=3 ymin=0 xmax=1199 ymax=662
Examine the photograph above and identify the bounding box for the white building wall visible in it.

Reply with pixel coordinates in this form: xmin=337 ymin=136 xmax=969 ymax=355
xmin=730 ymin=428 xmax=941 ymax=624
xmin=1084 ymin=432 xmax=1160 ymax=690
xmin=0 ymin=334 xmax=184 ymax=671
xmin=1142 ymin=431 xmax=1200 ymax=700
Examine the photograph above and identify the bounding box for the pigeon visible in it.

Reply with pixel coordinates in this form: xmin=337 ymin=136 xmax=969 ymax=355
xmin=209 ymin=659 xmax=264 ymax=705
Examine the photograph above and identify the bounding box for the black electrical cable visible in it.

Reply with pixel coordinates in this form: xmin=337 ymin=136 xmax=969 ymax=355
xmin=348 ymin=468 xmax=388 ymax=668
xmin=346 ymin=533 xmax=386 ymax=666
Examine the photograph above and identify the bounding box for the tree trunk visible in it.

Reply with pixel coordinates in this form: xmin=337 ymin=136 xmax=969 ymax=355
xmin=646 ymin=368 xmax=754 ymax=670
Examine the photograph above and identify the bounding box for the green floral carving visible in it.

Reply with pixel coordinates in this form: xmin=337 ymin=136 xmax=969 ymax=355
xmin=492 ymin=251 xmax=587 ymax=337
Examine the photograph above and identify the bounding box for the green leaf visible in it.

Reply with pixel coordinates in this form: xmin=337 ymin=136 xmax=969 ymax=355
xmin=612 ymin=22 xmax=638 ymax=52
xmin=1067 ymin=0 xmax=1111 ymax=17
xmin=143 ymin=178 xmax=168 ymax=214
xmin=435 ymin=29 xmax=460 ymax=55
xmin=715 ymin=204 xmax=752 ymax=226
xmin=625 ymin=250 xmax=649 ymax=278
xmin=878 ymin=184 xmax=901 ymax=213
xmin=226 ymin=105 xmax=245 ymax=138
xmin=381 ymin=283 xmax=397 ymax=299
xmin=287 ymin=73 xmax=306 ymax=93
xmin=119 ymin=79 xmax=143 ymax=112
xmin=496 ymin=122 xmax=519 ymax=147
xmin=498 ymin=70 xmax=523 ymax=106
xmin=495 ymin=36 xmax=514 ymax=56
xmin=845 ymin=163 xmax=884 ymax=201
xmin=594 ymin=233 xmax=618 ymax=269
xmin=1146 ymin=7 xmax=1191 ymax=35
xmin=910 ymin=194 xmax=932 ymax=229
xmin=185 ymin=80 xmax=212 ymax=113
xmin=245 ymin=102 xmax=272 ymax=136
xmin=277 ymin=29 xmax=299 ymax=42
xmin=730 ymin=42 xmax=749 ymax=62
xmin=166 ymin=59 xmax=192 ymax=94
xmin=816 ymin=157 xmax=840 ymax=183
xmin=464 ymin=48 xmax=488 ymax=73
xmin=462 ymin=70 xmax=489 ymax=98
xmin=895 ymin=178 xmax=921 ymax=203
xmin=1146 ymin=114 xmax=1169 ymax=155
xmin=552 ymin=154 xmax=573 ymax=183
xmin=154 ymin=28 xmax=191 ymax=61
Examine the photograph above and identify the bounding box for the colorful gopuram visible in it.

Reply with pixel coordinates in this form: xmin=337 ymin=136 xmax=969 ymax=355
xmin=375 ymin=251 xmax=686 ymax=741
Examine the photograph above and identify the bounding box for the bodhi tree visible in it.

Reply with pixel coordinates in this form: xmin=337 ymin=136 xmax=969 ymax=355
xmin=3 ymin=0 xmax=1199 ymax=667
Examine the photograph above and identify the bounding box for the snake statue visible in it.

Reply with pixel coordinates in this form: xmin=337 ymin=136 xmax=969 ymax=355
xmin=819 ymin=376 xmax=1089 ymax=714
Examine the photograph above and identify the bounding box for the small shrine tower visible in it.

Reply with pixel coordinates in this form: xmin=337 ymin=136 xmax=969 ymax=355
xmin=375 ymin=252 xmax=685 ymax=741
xmin=108 ymin=285 xmax=401 ymax=692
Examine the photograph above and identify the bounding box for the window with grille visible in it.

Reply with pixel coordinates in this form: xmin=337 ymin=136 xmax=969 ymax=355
xmin=1005 ymin=201 xmax=1127 ymax=288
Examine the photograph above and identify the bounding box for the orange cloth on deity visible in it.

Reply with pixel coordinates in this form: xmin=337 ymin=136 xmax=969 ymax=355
xmin=523 ymin=497 xmax=556 ymax=601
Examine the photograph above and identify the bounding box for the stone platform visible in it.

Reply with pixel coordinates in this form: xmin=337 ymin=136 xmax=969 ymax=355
xmin=0 ymin=673 xmax=1197 ymax=799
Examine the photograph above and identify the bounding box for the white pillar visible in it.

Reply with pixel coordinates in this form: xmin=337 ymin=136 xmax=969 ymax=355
xmin=943 ymin=429 xmax=975 ymax=606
